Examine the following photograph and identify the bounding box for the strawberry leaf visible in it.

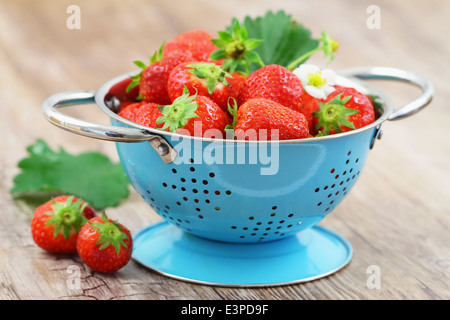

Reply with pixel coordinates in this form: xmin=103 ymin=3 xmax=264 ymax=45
xmin=239 ymin=10 xmax=319 ymax=72
xmin=10 ymin=139 xmax=130 ymax=210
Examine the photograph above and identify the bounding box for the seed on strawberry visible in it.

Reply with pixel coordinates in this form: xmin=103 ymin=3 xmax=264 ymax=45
xmin=167 ymin=61 xmax=232 ymax=112
xmin=233 ymin=98 xmax=309 ymax=140
xmin=313 ymin=86 xmax=375 ymax=136
xmin=76 ymin=212 xmax=132 ymax=273
xmin=238 ymin=64 xmax=304 ymax=113
xmin=31 ymin=195 xmax=95 ymax=254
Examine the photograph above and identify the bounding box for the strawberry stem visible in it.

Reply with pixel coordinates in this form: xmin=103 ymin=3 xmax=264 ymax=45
xmin=287 ymin=31 xmax=339 ymax=71
xmin=156 ymin=87 xmax=199 ymax=132
xmin=187 ymin=62 xmax=232 ymax=94
xmin=225 ymin=97 xmax=238 ymax=132
xmin=89 ymin=212 xmax=129 ymax=256
xmin=313 ymin=93 xmax=359 ymax=135
xmin=44 ymin=196 xmax=88 ymax=239
xmin=210 ymin=18 xmax=265 ymax=75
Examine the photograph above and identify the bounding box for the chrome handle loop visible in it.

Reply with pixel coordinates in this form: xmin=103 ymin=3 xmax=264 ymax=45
xmin=338 ymin=66 xmax=434 ymax=121
xmin=41 ymin=90 xmax=177 ymax=163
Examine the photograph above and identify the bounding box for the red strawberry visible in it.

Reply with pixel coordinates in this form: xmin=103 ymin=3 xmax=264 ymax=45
xmin=301 ymin=92 xmax=324 ymax=135
xmin=118 ymin=102 xmax=144 ymax=122
xmin=140 ymin=51 xmax=193 ymax=104
xmin=163 ymin=29 xmax=218 ymax=63
xmin=127 ymin=44 xmax=193 ymax=105
xmin=228 ymin=72 xmax=247 ymax=102
xmin=313 ymin=86 xmax=375 ymax=136
xmin=238 ymin=64 xmax=304 ymax=113
xmin=157 ymin=87 xmax=231 ymax=137
xmin=76 ymin=212 xmax=132 ymax=273
xmin=31 ymin=195 xmax=95 ymax=253
xmin=108 ymin=77 xmax=140 ymax=102
xmin=233 ymin=98 xmax=309 ymax=140
xmin=167 ymin=61 xmax=232 ymax=112
xmin=135 ymin=102 xmax=164 ymax=128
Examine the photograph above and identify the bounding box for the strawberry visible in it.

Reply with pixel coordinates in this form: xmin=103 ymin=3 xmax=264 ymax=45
xmin=157 ymin=87 xmax=231 ymax=137
xmin=140 ymin=52 xmax=193 ymax=104
xmin=76 ymin=212 xmax=132 ymax=273
xmin=127 ymin=44 xmax=193 ymax=105
xmin=31 ymin=195 xmax=95 ymax=253
xmin=301 ymin=92 xmax=324 ymax=134
xmin=227 ymin=72 xmax=247 ymax=102
xmin=233 ymin=98 xmax=309 ymax=140
xmin=167 ymin=61 xmax=232 ymax=112
xmin=117 ymin=102 xmax=144 ymax=122
xmin=108 ymin=77 xmax=140 ymax=103
xmin=163 ymin=29 xmax=219 ymax=63
xmin=238 ymin=64 xmax=304 ymax=113
xmin=135 ymin=102 xmax=164 ymax=128
xmin=313 ymin=86 xmax=375 ymax=136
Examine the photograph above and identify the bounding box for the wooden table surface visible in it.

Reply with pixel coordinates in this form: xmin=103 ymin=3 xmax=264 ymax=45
xmin=1 ymin=0 xmax=449 ymax=300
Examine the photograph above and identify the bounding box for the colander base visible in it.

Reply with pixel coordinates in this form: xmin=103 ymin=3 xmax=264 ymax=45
xmin=132 ymin=221 xmax=352 ymax=287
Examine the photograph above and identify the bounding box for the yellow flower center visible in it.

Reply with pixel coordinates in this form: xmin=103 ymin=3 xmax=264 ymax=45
xmin=307 ymin=72 xmax=326 ymax=88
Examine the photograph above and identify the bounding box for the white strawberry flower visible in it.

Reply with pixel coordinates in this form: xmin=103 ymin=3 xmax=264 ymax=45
xmin=293 ymin=64 xmax=337 ymax=100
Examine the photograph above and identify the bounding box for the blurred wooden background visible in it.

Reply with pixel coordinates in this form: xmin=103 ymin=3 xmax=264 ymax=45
xmin=0 ymin=0 xmax=449 ymax=300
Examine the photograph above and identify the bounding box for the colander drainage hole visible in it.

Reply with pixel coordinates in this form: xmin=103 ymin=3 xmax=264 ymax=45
xmin=313 ymin=150 xmax=362 ymax=209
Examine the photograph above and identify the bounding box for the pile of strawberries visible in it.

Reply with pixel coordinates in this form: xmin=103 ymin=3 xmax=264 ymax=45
xmin=114 ymin=27 xmax=376 ymax=141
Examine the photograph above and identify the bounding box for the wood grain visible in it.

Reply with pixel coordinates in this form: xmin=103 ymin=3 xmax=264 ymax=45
xmin=1 ymin=0 xmax=449 ymax=300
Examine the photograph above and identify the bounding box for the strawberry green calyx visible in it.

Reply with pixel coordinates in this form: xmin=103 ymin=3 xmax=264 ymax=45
xmin=44 ymin=196 xmax=89 ymax=239
xmin=287 ymin=31 xmax=339 ymax=71
xmin=126 ymin=42 xmax=165 ymax=95
xmin=210 ymin=18 xmax=265 ymax=75
xmin=313 ymin=93 xmax=359 ymax=135
xmin=156 ymin=87 xmax=199 ymax=132
xmin=187 ymin=62 xmax=232 ymax=94
xmin=89 ymin=212 xmax=130 ymax=256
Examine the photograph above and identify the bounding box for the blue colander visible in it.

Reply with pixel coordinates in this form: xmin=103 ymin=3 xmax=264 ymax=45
xmin=42 ymin=66 xmax=433 ymax=286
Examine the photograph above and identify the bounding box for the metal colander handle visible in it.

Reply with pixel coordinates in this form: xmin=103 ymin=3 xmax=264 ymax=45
xmin=338 ymin=66 xmax=434 ymax=121
xmin=41 ymin=90 xmax=177 ymax=163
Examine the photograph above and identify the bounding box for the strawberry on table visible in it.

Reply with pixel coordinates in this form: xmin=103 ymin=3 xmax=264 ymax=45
xmin=237 ymin=64 xmax=304 ymax=113
xmin=76 ymin=212 xmax=132 ymax=273
xmin=167 ymin=61 xmax=232 ymax=112
xmin=31 ymin=195 xmax=95 ymax=254
xmin=313 ymin=86 xmax=375 ymax=136
xmin=157 ymin=87 xmax=231 ymax=137
xmin=233 ymin=98 xmax=309 ymax=140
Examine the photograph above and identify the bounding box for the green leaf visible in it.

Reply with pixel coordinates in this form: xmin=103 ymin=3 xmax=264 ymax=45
xmin=10 ymin=139 xmax=130 ymax=210
xmin=240 ymin=10 xmax=319 ymax=72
